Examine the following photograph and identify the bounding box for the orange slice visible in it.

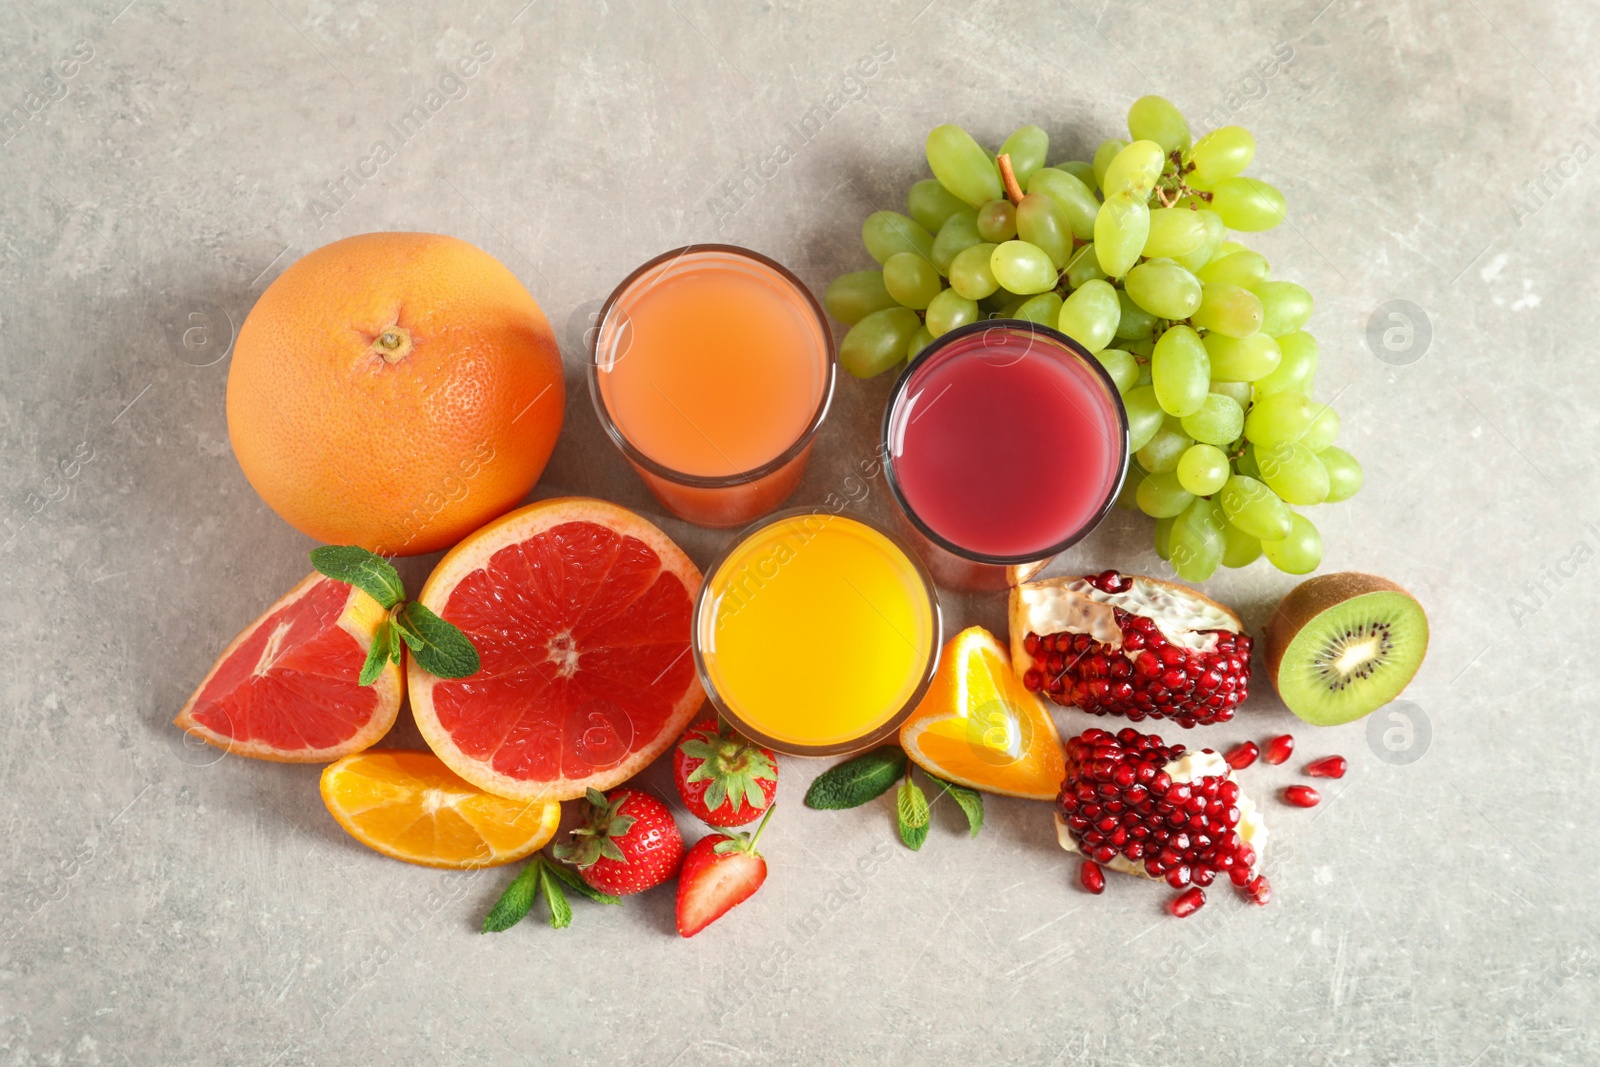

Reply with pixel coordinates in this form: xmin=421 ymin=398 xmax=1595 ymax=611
xmin=900 ymin=626 xmax=1065 ymax=801
xmin=320 ymin=750 xmax=561 ymax=869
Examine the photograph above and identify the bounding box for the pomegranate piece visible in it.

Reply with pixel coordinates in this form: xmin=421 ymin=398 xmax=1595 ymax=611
xmin=1264 ymin=734 xmax=1295 ymax=765
xmin=1224 ymin=741 xmax=1259 ymax=769
xmin=1169 ymin=886 xmax=1206 ymax=917
xmin=1244 ymin=875 xmax=1272 ymax=905
xmin=1080 ymin=859 xmax=1106 ymax=895
xmin=1283 ymin=785 xmax=1320 ymax=808
xmin=1011 ymin=572 xmax=1252 ymax=729
xmin=1305 ymin=755 xmax=1347 ymax=779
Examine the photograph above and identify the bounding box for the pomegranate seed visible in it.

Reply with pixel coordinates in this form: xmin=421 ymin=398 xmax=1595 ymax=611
xmin=1080 ymin=859 xmax=1105 ymax=895
xmin=1169 ymin=887 xmax=1206 ymax=918
xmin=1283 ymin=785 xmax=1320 ymax=808
xmin=1264 ymin=734 xmax=1295 ymax=765
xmin=1244 ymin=875 xmax=1272 ymax=905
xmin=1224 ymin=741 xmax=1258 ymax=769
xmin=1191 ymin=866 xmax=1215 ymax=887
xmin=1305 ymin=755 xmax=1348 ymax=779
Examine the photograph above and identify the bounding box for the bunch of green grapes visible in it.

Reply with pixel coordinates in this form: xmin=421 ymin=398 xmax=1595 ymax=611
xmin=823 ymin=96 xmax=1360 ymax=581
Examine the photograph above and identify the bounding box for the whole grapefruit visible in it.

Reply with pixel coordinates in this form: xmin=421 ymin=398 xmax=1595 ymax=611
xmin=227 ymin=232 xmax=565 ymax=555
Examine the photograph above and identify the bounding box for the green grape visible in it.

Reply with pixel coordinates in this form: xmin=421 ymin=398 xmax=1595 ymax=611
xmin=1137 ymin=470 xmax=1194 ymax=518
xmin=1127 ymin=95 xmax=1191 ymax=154
xmin=1103 ymin=140 xmax=1166 ymax=197
xmin=995 ymin=293 xmax=1027 ymax=318
xmin=1181 ymin=393 xmax=1244 ymax=445
xmin=1171 ymin=209 xmax=1226 ymax=273
xmin=1058 ymin=160 xmax=1097 ymax=188
xmin=931 ymin=211 xmax=982 ymax=274
xmin=824 ymin=270 xmax=897 ymax=325
xmin=948 ymin=243 xmax=1000 ymax=300
xmin=1027 ymin=168 xmax=1099 ymax=240
xmin=1123 ymin=385 xmax=1165 ymax=452
xmin=1065 ymin=243 xmax=1108 ymax=288
xmin=998 ymin=125 xmax=1049 ymax=187
xmin=976 ymin=199 xmax=1018 ymax=242
xmin=1057 ymin=279 xmax=1120 ymax=352
xmin=1115 ymin=290 xmax=1156 ymax=340
xmin=925 ymin=288 xmax=979 ymax=337
xmin=1168 ymin=497 xmax=1225 ymax=582
xmin=1143 ymin=208 xmax=1209 ymax=259
xmin=906 ymin=325 xmax=934 ymax=361
xmin=1093 ymin=347 xmax=1139 ymax=393
xmin=1151 ymin=325 xmax=1210 ymax=417
xmin=1137 ymin=424 xmax=1193 ymax=473
xmin=1133 ymin=355 xmax=1154 ymax=384
xmin=1125 ymin=258 xmax=1203 ymax=320
xmin=1092 ymin=138 xmax=1129 ymax=190
xmin=1221 ymin=522 xmax=1262 ymax=568
xmin=1094 ymin=190 xmax=1150 ymax=277
xmin=1256 ymin=441 xmax=1331 ymax=505
xmin=1254 ymin=330 xmax=1318 ymax=396
xmin=1243 ymin=391 xmax=1316 ymax=446
xmin=1235 ymin=443 xmax=1261 ymax=479
xmin=1318 ymin=445 xmax=1364 ymax=502
xmin=882 ymin=251 xmax=944 ymax=310
xmin=1261 ymin=512 xmax=1322 ymax=574
xmin=840 ymin=307 xmax=921 ymax=378
xmin=1186 ymin=126 xmax=1255 ymax=187
xmin=1016 ymin=194 xmax=1073 ymax=268
xmin=1016 ymin=291 xmax=1064 ymax=328
xmin=863 ymin=211 xmax=934 ymax=265
xmin=1191 ymin=282 xmax=1264 ymax=337
xmin=1302 ymin=402 xmax=1339 ymax=451
xmin=1115 ymin=468 xmax=1145 ymax=511
xmin=1219 ymin=475 xmax=1291 ymax=540
xmin=1209 ymin=177 xmax=1286 ymax=231
xmin=1177 ymin=443 xmax=1230 ymax=495
xmin=1154 ymin=515 xmax=1175 ymax=560
xmin=907 ymin=178 xmax=972 ymax=234
xmin=1254 ymin=280 xmax=1313 ymax=336
xmin=1198 ymin=250 xmax=1270 ymax=288
xmin=1204 ymin=331 xmax=1280 ymax=380
xmin=991 ymin=241 xmax=1057 ymax=295
xmin=1209 ymin=380 xmax=1253 ymax=408
xmin=926 ymin=124 xmax=1003 ymax=207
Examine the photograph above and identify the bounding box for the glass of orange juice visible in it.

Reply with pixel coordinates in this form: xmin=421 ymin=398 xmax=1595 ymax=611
xmin=693 ymin=509 xmax=942 ymax=756
xmin=589 ymin=245 xmax=836 ymax=528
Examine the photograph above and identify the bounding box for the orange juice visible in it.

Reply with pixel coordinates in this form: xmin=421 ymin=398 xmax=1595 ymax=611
xmin=695 ymin=511 xmax=940 ymax=754
xmin=591 ymin=246 xmax=834 ymax=527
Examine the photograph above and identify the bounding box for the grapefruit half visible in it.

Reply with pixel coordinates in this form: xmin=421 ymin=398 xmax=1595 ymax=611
xmin=174 ymin=573 xmax=403 ymax=762
xmin=409 ymin=497 xmax=705 ymax=802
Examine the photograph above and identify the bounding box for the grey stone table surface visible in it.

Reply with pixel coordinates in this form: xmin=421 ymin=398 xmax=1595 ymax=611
xmin=2 ymin=1 xmax=1596 ymax=1064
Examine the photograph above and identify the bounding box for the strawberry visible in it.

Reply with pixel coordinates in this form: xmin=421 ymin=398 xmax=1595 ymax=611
xmin=676 ymin=805 xmax=775 ymax=938
xmin=553 ymin=787 xmax=683 ymax=896
xmin=673 ymin=718 xmax=778 ymax=827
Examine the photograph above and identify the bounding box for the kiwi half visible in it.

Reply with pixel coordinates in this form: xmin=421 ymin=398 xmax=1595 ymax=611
xmin=1264 ymin=573 xmax=1428 ymax=726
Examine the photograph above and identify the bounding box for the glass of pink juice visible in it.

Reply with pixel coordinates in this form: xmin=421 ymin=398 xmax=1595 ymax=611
xmin=881 ymin=321 xmax=1128 ymax=590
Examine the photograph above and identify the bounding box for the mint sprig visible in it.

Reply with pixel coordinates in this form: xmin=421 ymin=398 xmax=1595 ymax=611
xmin=896 ymin=768 xmax=930 ymax=851
xmin=310 ymin=544 xmax=481 ymax=684
xmin=481 ymin=853 xmax=620 ymax=933
xmin=802 ymin=746 xmax=906 ymax=809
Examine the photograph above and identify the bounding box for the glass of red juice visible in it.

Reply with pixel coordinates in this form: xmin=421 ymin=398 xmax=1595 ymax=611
xmin=881 ymin=320 xmax=1128 ymax=590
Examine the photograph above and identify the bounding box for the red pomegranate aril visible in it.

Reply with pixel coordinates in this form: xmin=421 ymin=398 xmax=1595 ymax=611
xmin=1228 ymin=863 xmax=1252 ymax=887
xmin=1080 ymin=859 xmax=1106 ymax=895
xmin=1192 ymin=866 xmax=1216 ymax=887
xmin=1165 ymin=864 xmax=1192 ymax=889
xmin=1264 ymin=734 xmax=1295 ymax=765
xmin=1305 ymin=755 xmax=1348 ymax=779
xmin=1224 ymin=741 xmax=1259 ymax=769
xmin=1244 ymin=875 xmax=1272 ymax=905
xmin=1283 ymin=785 xmax=1320 ymax=808
xmin=1169 ymin=887 xmax=1206 ymax=918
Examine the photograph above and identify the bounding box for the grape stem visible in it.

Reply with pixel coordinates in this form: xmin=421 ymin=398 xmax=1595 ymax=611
xmin=997 ymin=153 xmax=1024 ymax=205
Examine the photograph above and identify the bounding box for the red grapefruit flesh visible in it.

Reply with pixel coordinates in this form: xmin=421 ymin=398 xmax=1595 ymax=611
xmin=409 ymin=497 xmax=705 ymax=802
xmin=174 ymin=573 xmax=403 ymax=762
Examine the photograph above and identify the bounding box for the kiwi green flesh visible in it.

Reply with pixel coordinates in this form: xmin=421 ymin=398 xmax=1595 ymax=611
xmin=1276 ymin=590 xmax=1428 ymax=726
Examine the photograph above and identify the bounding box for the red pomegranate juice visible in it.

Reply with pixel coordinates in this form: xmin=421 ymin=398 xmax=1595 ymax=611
xmin=885 ymin=326 xmax=1125 ymax=559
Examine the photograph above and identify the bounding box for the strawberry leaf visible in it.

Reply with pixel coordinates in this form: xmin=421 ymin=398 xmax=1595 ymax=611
xmin=804 ymin=746 xmax=906 ymax=810
xmin=543 ymin=859 xmax=621 ymax=905
xmin=357 ymin=620 xmax=393 ymax=687
xmin=481 ymin=860 xmax=541 ymax=933
xmin=928 ymin=774 xmax=984 ymax=838
xmin=393 ymin=601 xmax=481 ymax=679
xmin=310 ymin=545 xmax=405 ymax=609
xmin=896 ymin=777 xmax=930 ymax=851
xmin=540 ymin=865 xmax=572 ymax=929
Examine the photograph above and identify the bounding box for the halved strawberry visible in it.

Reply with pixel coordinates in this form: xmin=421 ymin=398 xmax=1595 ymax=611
xmin=674 ymin=718 xmax=778 ymax=827
xmin=553 ymin=787 xmax=684 ymax=896
xmin=675 ymin=806 xmax=774 ymax=938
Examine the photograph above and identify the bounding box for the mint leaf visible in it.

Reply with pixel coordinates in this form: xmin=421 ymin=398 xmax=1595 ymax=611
xmin=804 ymin=746 xmax=906 ymax=810
xmin=543 ymin=859 xmax=621 ymax=905
xmin=394 ymin=601 xmax=481 ymax=679
xmin=929 ymin=774 xmax=984 ymax=838
xmin=896 ymin=776 xmax=930 ymax=851
xmin=357 ymin=620 xmax=393 ymax=687
xmin=310 ymin=545 xmax=405 ymax=609
xmin=541 ymin=865 xmax=572 ymax=929
xmin=481 ymin=860 xmax=541 ymax=933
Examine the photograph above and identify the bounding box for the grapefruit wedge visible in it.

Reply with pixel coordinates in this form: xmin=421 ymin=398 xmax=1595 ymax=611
xmin=409 ymin=497 xmax=705 ymax=802
xmin=174 ymin=573 xmax=403 ymax=762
